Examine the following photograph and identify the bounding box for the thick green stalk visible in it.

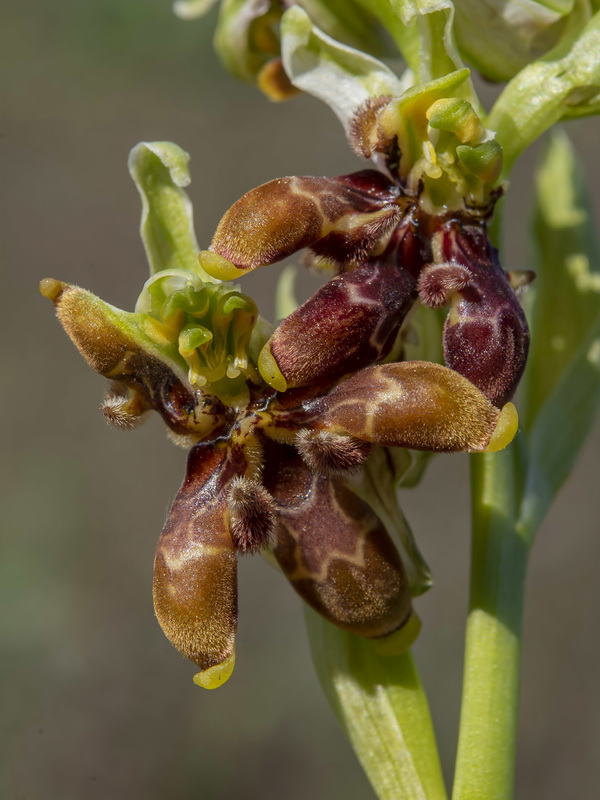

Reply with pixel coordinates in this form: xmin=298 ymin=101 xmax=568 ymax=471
xmin=452 ymin=447 xmax=531 ymax=800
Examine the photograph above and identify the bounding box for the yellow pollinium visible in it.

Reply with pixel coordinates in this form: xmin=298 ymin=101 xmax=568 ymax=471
xmin=372 ymin=613 xmax=422 ymax=657
xmin=192 ymin=652 xmax=236 ymax=690
xmin=198 ymin=250 xmax=247 ymax=281
xmin=258 ymin=344 xmax=288 ymax=392
xmin=485 ymin=402 xmax=519 ymax=452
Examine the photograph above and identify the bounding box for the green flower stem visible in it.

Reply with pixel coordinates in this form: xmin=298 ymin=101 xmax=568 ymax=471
xmin=452 ymin=446 xmax=531 ymax=800
xmin=305 ymin=608 xmax=447 ymax=800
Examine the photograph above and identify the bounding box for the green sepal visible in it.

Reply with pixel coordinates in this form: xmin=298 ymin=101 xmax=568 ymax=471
xmin=281 ymin=6 xmax=405 ymax=133
xmin=275 ymin=264 xmax=300 ymax=320
xmin=350 ymin=447 xmax=433 ymax=597
xmin=389 ymin=0 xmax=470 ymax=86
xmin=128 ymin=141 xmax=216 ymax=281
xmin=354 ymin=0 xmax=481 ymax=113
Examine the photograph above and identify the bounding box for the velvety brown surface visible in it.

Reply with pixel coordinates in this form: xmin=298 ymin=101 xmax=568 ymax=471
xmin=153 ymin=444 xmax=237 ymax=671
xmin=264 ymin=443 xmax=412 ymax=638
xmin=4 ymin=3 xmax=600 ymax=798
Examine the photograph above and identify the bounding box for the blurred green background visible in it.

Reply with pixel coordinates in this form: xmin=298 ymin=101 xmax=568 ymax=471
xmin=2 ymin=2 xmax=599 ymax=798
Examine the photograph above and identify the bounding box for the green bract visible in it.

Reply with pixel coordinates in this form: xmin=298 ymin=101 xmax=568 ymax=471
xmin=453 ymin=0 xmax=593 ymax=81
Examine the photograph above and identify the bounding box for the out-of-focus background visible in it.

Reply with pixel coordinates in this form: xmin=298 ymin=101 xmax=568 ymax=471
xmin=2 ymin=2 xmax=599 ymax=798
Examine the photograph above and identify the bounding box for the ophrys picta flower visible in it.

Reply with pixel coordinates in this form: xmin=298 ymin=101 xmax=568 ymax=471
xmin=200 ymin=68 xmax=531 ymax=409
xmin=41 ymin=268 xmax=516 ymax=688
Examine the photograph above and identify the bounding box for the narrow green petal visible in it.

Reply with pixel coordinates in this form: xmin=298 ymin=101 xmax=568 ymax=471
xmin=128 ymin=141 xmax=215 ymax=280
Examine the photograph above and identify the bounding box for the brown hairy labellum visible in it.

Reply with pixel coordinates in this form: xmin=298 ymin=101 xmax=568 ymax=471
xmin=264 ymin=442 xmax=413 ymax=639
xmin=304 ymin=361 xmax=503 ymax=452
xmin=263 ymin=260 xmax=416 ymax=390
xmin=153 ymin=443 xmax=240 ymax=689
xmin=210 ymin=172 xmax=400 ymax=271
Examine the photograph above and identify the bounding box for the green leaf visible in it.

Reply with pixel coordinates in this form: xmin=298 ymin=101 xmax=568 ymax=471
xmin=489 ymin=11 xmax=600 ymax=173
xmin=520 ymin=317 xmax=600 ymax=533
xmin=521 ymin=130 xmax=600 ymax=428
xmin=304 ymin=608 xmax=447 ymax=800
xmin=128 ymin=141 xmax=215 ymax=280
xmin=280 ymin=6 xmax=405 ymax=132
xmin=519 ymin=130 xmax=600 ymax=532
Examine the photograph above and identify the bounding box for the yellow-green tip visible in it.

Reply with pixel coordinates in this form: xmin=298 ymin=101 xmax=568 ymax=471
xmin=39 ymin=277 xmax=67 ymax=303
xmin=192 ymin=652 xmax=236 ymax=689
xmin=372 ymin=613 xmax=422 ymax=657
xmin=258 ymin=344 xmax=287 ymax=392
xmin=198 ymin=250 xmax=247 ymax=281
xmin=485 ymin=402 xmax=518 ymax=452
